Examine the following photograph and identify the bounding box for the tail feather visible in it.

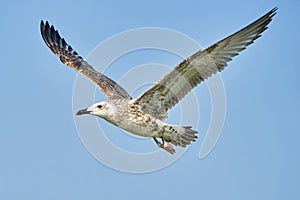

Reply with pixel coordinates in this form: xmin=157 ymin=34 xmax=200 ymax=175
xmin=163 ymin=125 xmax=197 ymax=147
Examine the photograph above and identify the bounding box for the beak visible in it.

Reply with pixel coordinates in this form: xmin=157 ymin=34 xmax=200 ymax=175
xmin=76 ymin=108 xmax=91 ymax=115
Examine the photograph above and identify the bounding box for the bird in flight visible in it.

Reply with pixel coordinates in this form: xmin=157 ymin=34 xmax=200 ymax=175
xmin=41 ymin=7 xmax=277 ymax=154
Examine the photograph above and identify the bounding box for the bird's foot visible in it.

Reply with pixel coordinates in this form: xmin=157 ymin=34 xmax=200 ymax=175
xmin=153 ymin=137 xmax=175 ymax=154
xmin=159 ymin=142 xmax=175 ymax=154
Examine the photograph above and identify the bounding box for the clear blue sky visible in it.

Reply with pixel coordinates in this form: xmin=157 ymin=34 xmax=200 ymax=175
xmin=1 ymin=0 xmax=299 ymax=199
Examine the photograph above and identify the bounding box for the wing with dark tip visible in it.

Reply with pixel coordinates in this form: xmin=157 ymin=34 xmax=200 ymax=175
xmin=134 ymin=7 xmax=277 ymax=120
xmin=40 ymin=20 xmax=131 ymax=100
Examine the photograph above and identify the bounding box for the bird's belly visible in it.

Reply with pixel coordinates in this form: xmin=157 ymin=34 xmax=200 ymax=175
xmin=116 ymin=117 xmax=159 ymax=138
xmin=119 ymin=122 xmax=158 ymax=137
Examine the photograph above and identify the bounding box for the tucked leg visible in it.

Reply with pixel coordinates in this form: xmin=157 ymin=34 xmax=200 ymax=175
xmin=153 ymin=137 xmax=175 ymax=154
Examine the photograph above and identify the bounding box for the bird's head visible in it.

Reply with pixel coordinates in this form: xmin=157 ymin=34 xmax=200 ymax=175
xmin=76 ymin=101 xmax=112 ymax=118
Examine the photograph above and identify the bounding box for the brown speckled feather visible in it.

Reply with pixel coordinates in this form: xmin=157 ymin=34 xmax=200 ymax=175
xmin=40 ymin=21 xmax=131 ymax=100
xmin=134 ymin=7 xmax=277 ymax=120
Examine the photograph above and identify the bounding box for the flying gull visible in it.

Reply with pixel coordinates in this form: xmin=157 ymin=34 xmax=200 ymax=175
xmin=40 ymin=7 xmax=277 ymax=154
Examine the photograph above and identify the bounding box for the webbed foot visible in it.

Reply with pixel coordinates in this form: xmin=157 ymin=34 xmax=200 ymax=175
xmin=153 ymin=137 xmax=175 ymax=154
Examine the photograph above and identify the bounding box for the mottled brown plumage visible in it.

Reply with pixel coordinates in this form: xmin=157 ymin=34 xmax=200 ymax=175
xmin=40 ymin=7 xmax=277 ymax=154
xmin=134 ymin=7 xmax=277 ymax=120
xmin=40 ymin=21 xmax=131 ymax=100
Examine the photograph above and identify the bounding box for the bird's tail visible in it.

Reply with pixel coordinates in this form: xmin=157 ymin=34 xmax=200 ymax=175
xmin=162 ymin=125 xmax=197 ymax=147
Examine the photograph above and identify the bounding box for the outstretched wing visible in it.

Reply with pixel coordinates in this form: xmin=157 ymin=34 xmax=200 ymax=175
xmin=40 ymin=21 xmax=131 ymax=100
xmin=133 ymin=7 xmax=277 ymax=120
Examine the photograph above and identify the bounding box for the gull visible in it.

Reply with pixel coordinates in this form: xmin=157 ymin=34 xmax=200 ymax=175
xmin=40 ymin=7 xmax=277 ymax=154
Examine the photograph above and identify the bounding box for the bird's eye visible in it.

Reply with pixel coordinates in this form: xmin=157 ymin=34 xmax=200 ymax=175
xmin=97 ymin=105 xmax=102 ymax=109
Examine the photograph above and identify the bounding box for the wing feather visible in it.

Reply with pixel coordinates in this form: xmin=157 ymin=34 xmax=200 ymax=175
xmin=40 ymin=20 xmax=131 ymax=100
xmin=134 ymin=7 xmax=277 ymax=120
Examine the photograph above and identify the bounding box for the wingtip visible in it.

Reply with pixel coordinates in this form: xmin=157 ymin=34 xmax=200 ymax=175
xmin=272 ymin=6 xmax=278 ymax=12
xmin=269 ymin=6 xmax=278 ymax=17
xmin=40 ymin=20 xmax=52 ymax=33
xmin=40 ymin=20 xmax=48 ymax=30
xmin=40 ymin=20 xmax=44 ymax=31
xmin=40 ymin=20 xmax=63 ymax=49
xmin=266 ymin=7 xmax=278 ymax=26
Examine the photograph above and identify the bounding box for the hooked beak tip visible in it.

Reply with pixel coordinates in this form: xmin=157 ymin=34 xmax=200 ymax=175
xmin=76 ymin=108 xmax=91 ymax=116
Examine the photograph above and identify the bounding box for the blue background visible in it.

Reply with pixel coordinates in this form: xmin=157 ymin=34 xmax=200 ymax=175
xmin=1 ymin=0 xmax=299 ymax=199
